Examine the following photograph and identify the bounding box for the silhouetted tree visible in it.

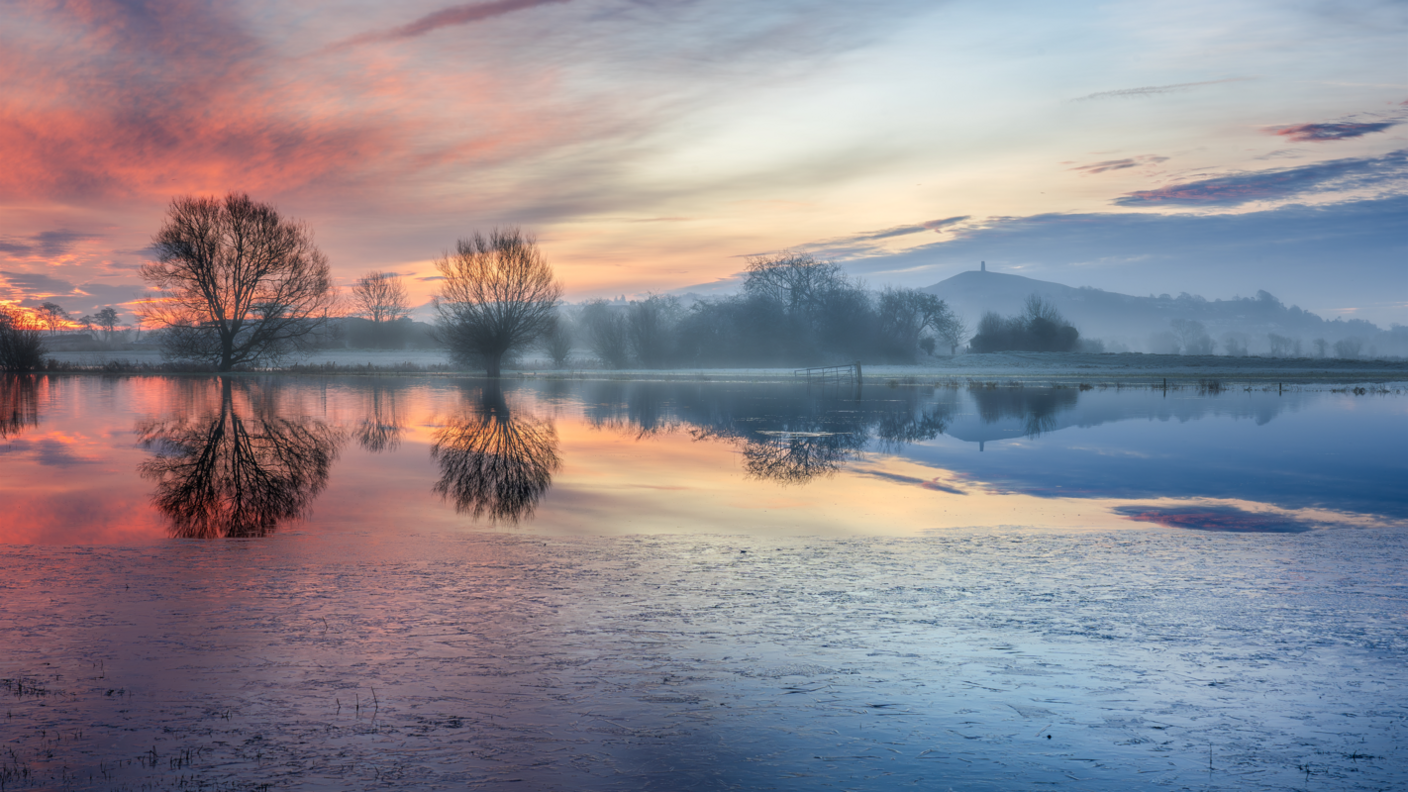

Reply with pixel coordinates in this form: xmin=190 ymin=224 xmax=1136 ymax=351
xmin=0 ymin=307 xmax=45 ymax=371
xmin=432 ymin=384 xmax=560 ymax=523
xmin=95 ymin=307 xmax=120 ymax=341
xmin=140 ymin=193 xmax=336 ymax=371
xmin=969 ymin=294 xmax=1080 ymax=353
xmin=351 ymin=271 xmax=411 ymax=325
xmin=878 ymin=288 xmax=961 ymax=361
xmin=39 ymin=302 xmax=68 ymax=335
xmin=136 ymin=378 xmax=341 ymax=537
xmin=434 ymin=228 xmax=561 ymax=377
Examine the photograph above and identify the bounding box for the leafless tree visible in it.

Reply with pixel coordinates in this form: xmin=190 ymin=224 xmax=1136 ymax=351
xmin=581 ymin=299 xmax=630 ymax=368
xmin=95 ymin=307 xmax=121 ymax=341
xmin=39 ymin=302 xmax=68 ymax=335
xmin=540 ymin=314 xmax=574 ymax=368
xmin=878 ymin=288 xmax=960 ymax=359
xmin=140 ymin=193 xmax=336 ymax=371
xmin=433 ymin=228 xmax=561 ymax=378
xmin=351 ymin=271 xmax=411 ymax=324
xmin=1171 ymin=319 xmax=1215 ymax=355
xmin=1333 ymin=337 xmax=1363 ymax=359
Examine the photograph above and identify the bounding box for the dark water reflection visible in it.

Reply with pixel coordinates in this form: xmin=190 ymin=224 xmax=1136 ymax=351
xmin=1 ymin=374 xmax=40 ymax=439
xmin=135 ymin=378 xmax=341 ymax=538
xmin=432 ymin=383 xmax=561 ymax=524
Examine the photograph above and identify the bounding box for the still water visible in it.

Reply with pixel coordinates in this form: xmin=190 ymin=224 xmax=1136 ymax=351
xmin=1 ymin=374 xmax=1405 ymax=790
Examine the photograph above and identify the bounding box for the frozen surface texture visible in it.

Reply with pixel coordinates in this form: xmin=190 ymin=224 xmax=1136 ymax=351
xmin=2 ymin=528 xmax=1405 ymax=791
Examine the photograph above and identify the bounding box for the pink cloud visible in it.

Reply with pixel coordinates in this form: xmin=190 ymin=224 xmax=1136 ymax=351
xmin=332 ymin=0 xmax=573 ymax=50
xmin=1269 ymin=121 xmax=1397 ymax=142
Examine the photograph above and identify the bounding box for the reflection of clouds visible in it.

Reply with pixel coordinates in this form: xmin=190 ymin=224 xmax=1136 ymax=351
xmin=432 ymin=385 xmax=560 ymax=524
xmin=1115 ymin=504 xmax=1313 ymax=533
xmin=0 ymin=435 xmax=102 ymax=467
xmin=137 ymin=378 xmax=341 ymax=538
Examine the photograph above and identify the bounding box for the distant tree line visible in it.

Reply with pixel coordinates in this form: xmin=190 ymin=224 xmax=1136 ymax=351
xmin=564 ymin=253 xmax=965 ymax=368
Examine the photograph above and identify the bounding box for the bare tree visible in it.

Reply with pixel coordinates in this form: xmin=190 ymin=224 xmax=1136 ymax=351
xmin=581 ymin=299 xmax=630 ymax=368
xmin=351 ymin=271 xmax=411 ymax=324
xmin=540 ymin=314 xmax=574 ymax=368
xmin=434 ymin=228 xmax=561 ymax=378
xmin=878 ymin=288 xmax=959 ymax=360
xmin=1333 ymin=337 xmax=1363 ymax=359
xmin=95 ymin=307 xmax=120 ymax=341
xmin=1171 ymin=318 xmax=1215 ymax=355
xmin=140 ymin=193 xmax=336 ymax=371
xmin=627 ymin=295 xmax=680 ymax=368
xmin=935 ymin=311 xmax=968 ymax=355
xmin=39 ymin=302 xmax=68 ymax=335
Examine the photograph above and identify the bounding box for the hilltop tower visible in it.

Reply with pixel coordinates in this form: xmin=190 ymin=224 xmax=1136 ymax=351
xmin=980 ymin=261 xmax=986 ymax=272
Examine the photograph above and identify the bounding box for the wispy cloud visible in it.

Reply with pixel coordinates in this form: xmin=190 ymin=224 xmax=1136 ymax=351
xmin=1114 ymin=150 xmax=1408 ymax=207
xmin=330 ymin=0 xmax=572 ymax=50
xmin=0 ymin=230 xmax=97 ymax=259
xmin=1269 ymin=121 xmax=1398 ymax=142
xmin=846 ymin=216 xmax=969 ymax=243
xmin=1071 ymin=156 xmax=1169 ymax=175
xmin=1072 ymin=78 xmax=1247 ymax=101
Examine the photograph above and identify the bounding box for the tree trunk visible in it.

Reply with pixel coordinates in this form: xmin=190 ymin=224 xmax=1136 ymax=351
xmin=485 ymin=353 xmax=502 ymax=379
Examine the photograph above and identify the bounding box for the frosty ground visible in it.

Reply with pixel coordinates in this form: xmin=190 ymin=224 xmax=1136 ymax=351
xmin=42 ymin=346 xmax=1408 ymax=386
xmin=3 ymin=527 xmax=1404 ymax=791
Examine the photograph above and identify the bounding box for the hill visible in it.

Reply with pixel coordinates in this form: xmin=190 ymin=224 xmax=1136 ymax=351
xmin=919 ymin=268 xmax=1401 ymax=356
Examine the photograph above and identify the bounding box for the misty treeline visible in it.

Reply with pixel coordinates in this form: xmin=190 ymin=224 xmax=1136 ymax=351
xmin=1147 ymin=315 xmax=1407 ymax=360
xmin=968 ymin=295 xmax=1081 ymax=353
xmin=550 ymin=253 xmax=965 ymax=368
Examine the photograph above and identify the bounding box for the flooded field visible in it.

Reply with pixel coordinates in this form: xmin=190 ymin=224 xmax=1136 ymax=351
xmin=1 ymin=373 xmax=1405 ymax=790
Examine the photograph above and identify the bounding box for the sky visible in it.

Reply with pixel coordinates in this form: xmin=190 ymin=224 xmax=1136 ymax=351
xmin=1 ymin=0 xmax=1405 ymax=327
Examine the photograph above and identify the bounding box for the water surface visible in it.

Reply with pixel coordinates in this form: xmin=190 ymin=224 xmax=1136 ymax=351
xmin=1 ymin=374 xmax=1405 ymax=790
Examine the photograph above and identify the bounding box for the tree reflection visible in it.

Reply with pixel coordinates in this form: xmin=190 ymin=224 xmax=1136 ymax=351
xmin=0 ymin=374 xmax=39 ymax=439
xmin=969 ymin=386 xmax=1078 ymax=438
xmin=136 ymin=378 xmax=341 ymax=538
xmin=356 ymin=383 xmax=404 ymax=452
xmin=432 ymin=384 xmax=560 ymax=524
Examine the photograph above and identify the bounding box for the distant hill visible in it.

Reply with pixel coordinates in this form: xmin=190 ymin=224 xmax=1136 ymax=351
xmin=919 ymin=268 xmax=1400 ymax=356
